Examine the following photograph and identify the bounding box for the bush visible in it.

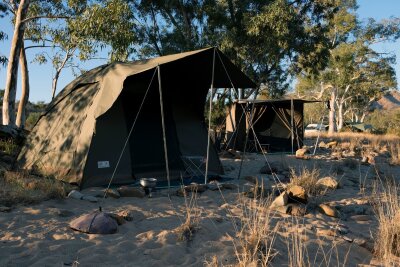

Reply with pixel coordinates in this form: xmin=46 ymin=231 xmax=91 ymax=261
xmin=365 ymin=108 xmax=400 ymax=136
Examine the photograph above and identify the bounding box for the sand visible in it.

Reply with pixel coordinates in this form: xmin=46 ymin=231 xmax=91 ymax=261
xmin=1 ymin=150 xmax=398 ymax=267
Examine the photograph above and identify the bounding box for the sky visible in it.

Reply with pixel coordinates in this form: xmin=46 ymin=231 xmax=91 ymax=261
xmin=0 ymin=0 xmax=399 ymax=103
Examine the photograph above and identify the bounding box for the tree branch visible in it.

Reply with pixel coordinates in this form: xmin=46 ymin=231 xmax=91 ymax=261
xmin=22 ymin=15 xmax=70 ymax=23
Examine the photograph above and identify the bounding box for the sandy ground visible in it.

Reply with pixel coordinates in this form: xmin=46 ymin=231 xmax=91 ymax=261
xmin=1 ymin=148 xmax=399 ymax=266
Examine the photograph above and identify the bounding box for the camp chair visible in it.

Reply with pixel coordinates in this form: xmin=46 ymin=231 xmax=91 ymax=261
xmin=181 ymin=155 xmax=206 ymax=177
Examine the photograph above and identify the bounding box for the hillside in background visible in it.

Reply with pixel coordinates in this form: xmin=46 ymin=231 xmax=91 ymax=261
xmin=370 ymin=90 xmax=400 ymax=111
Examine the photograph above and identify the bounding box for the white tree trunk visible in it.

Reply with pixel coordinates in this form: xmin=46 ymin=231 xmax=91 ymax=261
xmin=328 ymin=87 xmax=337 ymax=135
xmin=337 ymin=101 xmax=344 ymax=131
xmin=16 ymin=43 xmax=29 ymax=129
xmin=2 ymin=0 xmax=30 ymax=126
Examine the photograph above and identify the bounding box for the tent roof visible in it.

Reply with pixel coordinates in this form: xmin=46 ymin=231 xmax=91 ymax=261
xmin=47 ymin=47 xmax=256 ymax=119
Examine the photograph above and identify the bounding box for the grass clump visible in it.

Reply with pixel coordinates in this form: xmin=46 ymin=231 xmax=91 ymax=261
xmin=233 ymin=194 xmax=278 ymax=266
xmin=0 ymin=170 xmax=69 ymax=206
xmin=289 ymin=167 xmax=321 ymax=196
xmin=372 ymin=179 xmax=400 ymax=266
xmin=389 ymin=142 xmax=400 ymax=165
xmin=176 ymin=188 xmax=201 ymax=242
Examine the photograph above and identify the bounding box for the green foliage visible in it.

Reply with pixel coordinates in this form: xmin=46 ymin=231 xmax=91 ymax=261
xmin=25 ymin=112 xmax=42 ymax=130
xmin=132 ymin=0 xmax=345 ymax=97
xmin=296 ymin=2 xmax=399 ymax=129
xmin=303 ymin=102 xmax=327 ymax=125
xmin=365 ymin=108 xmax=400 ymax=136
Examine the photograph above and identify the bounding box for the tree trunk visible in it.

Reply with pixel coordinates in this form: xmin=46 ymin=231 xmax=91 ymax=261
xmin=337 ymin=101 xmax=344 ymax=131
xmin=2 ymin=0 xmax=30 ymax=126
xmin=328 ymin=87 xmax=337 ymax=135
xmin=51 ymin=69 xmax=61 ymax=100
xmin=16 ymin=43 xmax=29 ymax=129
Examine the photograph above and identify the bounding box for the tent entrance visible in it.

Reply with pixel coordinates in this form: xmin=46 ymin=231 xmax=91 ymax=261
xmin=122 ymin=73 xmax=183 ymax=179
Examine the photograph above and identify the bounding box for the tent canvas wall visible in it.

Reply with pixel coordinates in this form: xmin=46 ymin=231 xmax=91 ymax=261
xmin=225 ymin=99 xmax=308 ymax=153
xmin=17 ymin=48 xmax=256 ymax=188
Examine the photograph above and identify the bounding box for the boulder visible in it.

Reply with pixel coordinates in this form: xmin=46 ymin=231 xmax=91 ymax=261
xmin=270 ymin=191 xmax=288 ymax=209
xmin=117 ymin=186 xmax=145 ymax=198
xmin=326 ymin=141 xmax=338 ymax=148
xmin=318 ymin=204 xmax=340 ymax=218
xmin=295 ymin=148 xmax=309 ymax=158
xmin=68 ymin=190 xmax=84 ymax=200
xmin=316 ymin=177 xmax=339 ymax=190
xmin=287 ymin=185 xmax=308 ymax=204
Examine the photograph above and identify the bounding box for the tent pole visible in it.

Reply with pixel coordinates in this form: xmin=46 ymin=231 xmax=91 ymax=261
xmin=291 ymin=98 xmax=294 ymax=154
xmin=157 ymin=65 xmax=171 ymax=190
xmin=205 ymin=48 xmax=216 ymax=185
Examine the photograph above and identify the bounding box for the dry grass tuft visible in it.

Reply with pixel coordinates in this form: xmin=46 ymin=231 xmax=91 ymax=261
xmin=289 ymin=167 xmax=321 ymax=196
xmin=233 ymin=194 xmax=279 ymax=266
xmin=0 ymin=170 xmax=69 ymax=206
xmin=176 ymin=188 xmax=201 ymax=242
xmin=372 ymin=179 xmax=400 ymax=265
xmin=389 ymin=142 xmax=400 ymax=165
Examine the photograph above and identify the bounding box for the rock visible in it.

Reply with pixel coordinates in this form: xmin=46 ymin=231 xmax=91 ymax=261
xmin=244 ymin=176 xmax=271 ymax=187
xmin=243 ymin=186 xmax=271 ymax=199
xmin=316 ymin=177 xmax=339 ymax=190
xmin=317 ymin=228 xmax=337 ymax=237
xmin=68 ymin=190 xmax=84 ymax=200
xmin=326 ymin=141 xmax=338 ymax=148
xmin=117 ymin=210 xmax=133 ymax=221
xmin=270 ymin=191 xmax=288 ymax=209
xmin=117 ymin=186 xmax=145 ymax=198
xmin=318 ymin=204 xmax=340 ymax=218
xmin=287 ymin=204 xmax=307 ymax=216
xmin=296 ymin=148 xmax=309 ymax=158
xmin=0 ymin=206 xmax=11 ymax=212
xmin=222 ymin=183 xmax=238 ymax=190
xmin=81 ymin=195 xmax=98 ymax=203
xmin=207 ymin=181 xmax=222 ymax=191
xmin=349 ymin=215 xmax=372 ymax=221
xmin=287 ymin=185 xmax=308 ymax=204
xmin=319 ymin=141 xmax=327 ymax=148
xmin=104 ymin=188 xmax=120 ymax=199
